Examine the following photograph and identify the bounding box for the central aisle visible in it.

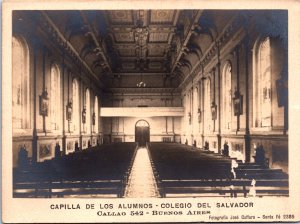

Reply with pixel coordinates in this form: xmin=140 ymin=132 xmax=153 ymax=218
xmin=125 ymin=147 xmax=160 ymax=198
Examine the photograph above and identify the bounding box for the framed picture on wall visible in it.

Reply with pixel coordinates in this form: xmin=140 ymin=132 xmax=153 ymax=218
xmin=92 ymin=112 xmax=96 ymax=125
xmin=188 ymin=112 xmax=191 ymax=124
xmin=82 ymin=107 xmax=86 ymax=124
xmin=39 ymin=90 xmax=49 ymax=116
xmin=211 ymin=104 xmax=217 ymax=120
xmin=197 ymin=108 xmax=201 ymax=123
xmin=233 ymin=93 xmax=243 ymax=116
xmin=66 ymin=102 xmax=73 ymax=121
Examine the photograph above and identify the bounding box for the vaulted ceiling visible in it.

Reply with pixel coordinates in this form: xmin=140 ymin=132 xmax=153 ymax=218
xmin=44 ymin=10 xmax=206 ymax=76
xmin=14 ymin=10 xmax=237 ymax=89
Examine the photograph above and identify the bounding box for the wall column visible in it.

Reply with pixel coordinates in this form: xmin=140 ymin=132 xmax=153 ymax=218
xmin=198 ymin=81 xmax=201 ymax=134
xmin=190 ymin=86 xmax=194 ymax=144
xmin=165 ymin=98 xmax=168 ymax=133
xmin=236 ymin=45 xmax=241 ymax=132
xmin=244 ymin=36 xmax=251 ymax=162
xmin=42 ymin=47 xmax=46 ymax=133
xmin=216 ymin=42 xmax=222 ymax=153
xmin=79 ymin=69 xmax=83 ymax=148
xmin=171 ymin=94 xmax=175 ymax=140
xmin=201 ymin=73 xmax=205 ymax=147
xmin=32 ymin=42 xmax=38 ymax=164
xmin=212 ymin=68 xmax=216 ymax=133
xmin=62 ymin=59 xmax=66 ymax=155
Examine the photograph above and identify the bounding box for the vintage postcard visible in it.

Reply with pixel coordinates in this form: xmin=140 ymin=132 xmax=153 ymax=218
xmin=2 ymin=0 xmax=300 ymax=223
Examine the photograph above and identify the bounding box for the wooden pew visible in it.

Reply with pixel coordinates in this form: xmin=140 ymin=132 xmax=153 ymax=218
xmin=13 ymin=142 xmax=138 ymax=198
xmin=147 ymin=142 xmax=289 ymax=198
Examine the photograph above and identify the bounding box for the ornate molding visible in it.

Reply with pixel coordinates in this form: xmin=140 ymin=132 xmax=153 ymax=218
xmin=100 ymin=107 xmax=184 ymax=117
xmin=113 ymin=72 xmax=171 ymax=76
xmin=107 ymin=87 xmax=180 ymax=94
xmin=179 ymin=15 xmax=242 ymax=91
xmin=80 ymin=11 xmax=113 ymax=74
xmin=171 ymin=10 xmax=203 ymax=73
xmin=38 ymin=11 xmax=104 ymax=90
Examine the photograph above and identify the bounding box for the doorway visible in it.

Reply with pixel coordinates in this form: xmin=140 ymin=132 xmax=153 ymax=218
xmin=135 ymin=120 xmax=150 ymax=147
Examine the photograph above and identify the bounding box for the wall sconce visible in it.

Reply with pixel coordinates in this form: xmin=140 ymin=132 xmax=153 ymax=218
xmin=211 ymin=102 xmax=217 ymax=120
xmin=197 ymin=108 xmax=201 ymax=123
xmin=39 ymin=89 xmax=49 ymax=116
xmin=66 ymin=101 xmax=73 ymax=121
xmin=233 ymin=88 xmax=243 ymax=116
xmin=82 ymin=106 xmax=86 ymax=124
xmin=188 ymin=112 xmax=191 ymax=125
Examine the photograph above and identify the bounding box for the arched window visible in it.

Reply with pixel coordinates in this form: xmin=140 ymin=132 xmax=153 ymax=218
xmin=222 ymin=62 xmax=232 ymax=131
xmin=94 ymin=96 xmax=98 ymax=133
xmin=204 ymin=78 xmax=212 ymax=132
xmin=72 ymin=79 xmax=79 ymax=133
xmin=85 ymin=88 xmax=91 ymax=134
xmin=254 ymin=37 xmax=272 ymax=127
xmin=50 ymin=64 xmax=61 ymax=130
xmin=12 ymin=36 xmax=30 ymax=131
xmin=136 ymin=119 xmax=149 ymax=127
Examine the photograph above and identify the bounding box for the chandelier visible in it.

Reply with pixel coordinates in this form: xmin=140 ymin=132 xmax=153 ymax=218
xmin=136 ymin=59 xmax=147 ymax=88
xmin=134 ymin=12 xmax=148 ymax=89
xmin=137 ymin=81 xmax=146 ymax=88
xmin=136 ymin=68 xmax=146 ymax=87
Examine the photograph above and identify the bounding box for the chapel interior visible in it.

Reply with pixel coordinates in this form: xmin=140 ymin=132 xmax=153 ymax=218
xmin=12 ymin=10 xmax=289 ymax=198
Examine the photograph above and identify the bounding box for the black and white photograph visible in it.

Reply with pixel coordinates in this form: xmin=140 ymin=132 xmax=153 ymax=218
xmin=2 ymin=0 xmax=300 ymax=223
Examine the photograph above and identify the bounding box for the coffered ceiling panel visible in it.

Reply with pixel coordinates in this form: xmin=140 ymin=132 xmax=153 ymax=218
xmin=122 ymin=62 xmax=136 ymax=70
xmin=148 ymin=46 xmax=166 ymax=57
xmin=149 ymin=32 xmax=169 ymax=42
xmin=114 ymin=32 xmax=135 ymax=42
xmin=107 ymin=10 xmax=133 ymax=24
xmin=150 ymin=10 xmax=175 ymax=24
xmin=148 ymin=61 xmax=163 ymax=70
xmin=118 ymin=48 xmax=136 ymax=57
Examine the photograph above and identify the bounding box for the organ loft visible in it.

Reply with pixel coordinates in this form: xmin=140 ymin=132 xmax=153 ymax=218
xmin=12 ymin=10 xmax=288 ymax=198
